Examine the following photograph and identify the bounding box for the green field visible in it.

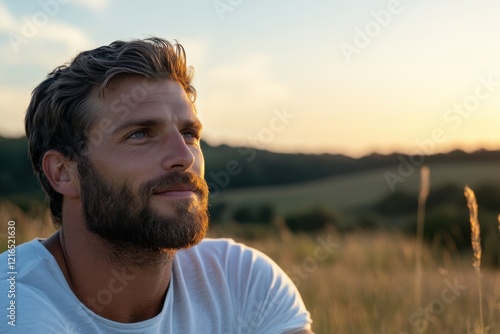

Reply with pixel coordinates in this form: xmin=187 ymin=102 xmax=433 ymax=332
xmin=210 ymin=161 xmax=500 ymax=217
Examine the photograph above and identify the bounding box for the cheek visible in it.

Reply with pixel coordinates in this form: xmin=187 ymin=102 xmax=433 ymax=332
xmin=89 ymin=153 xmax=147 ymax=189
xmin=193 ymin=148 xmax=205 ymax=177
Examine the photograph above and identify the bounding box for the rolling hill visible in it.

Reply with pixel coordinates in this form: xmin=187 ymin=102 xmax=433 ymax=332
xmin=209 ymin=160 xmax=500 ymax=220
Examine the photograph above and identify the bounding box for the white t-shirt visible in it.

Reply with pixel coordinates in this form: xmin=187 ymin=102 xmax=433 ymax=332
xmin=0 ymin=238 xmax=312 ymax=333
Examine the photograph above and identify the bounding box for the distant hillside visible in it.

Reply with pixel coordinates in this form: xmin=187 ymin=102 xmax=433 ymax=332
xmin=202 ymin=141 xmax=500 ymax=194
xmin=209 ymin=160 xmax=500 ymax=215
xmin=2 ymin=135 xmax=500 ymax=203
xmin=0 ymin=136 xmax=42 ymax=203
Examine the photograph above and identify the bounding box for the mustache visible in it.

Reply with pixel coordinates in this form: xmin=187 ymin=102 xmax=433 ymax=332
xmin=139 ymin=171 xmax=209 ymax=197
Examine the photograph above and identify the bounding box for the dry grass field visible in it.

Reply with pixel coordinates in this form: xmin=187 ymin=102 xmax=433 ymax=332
xmin=1 ymin=202 xmax=499 ymax=333
xmin=241 ymin=231 xmax=500 ymax=334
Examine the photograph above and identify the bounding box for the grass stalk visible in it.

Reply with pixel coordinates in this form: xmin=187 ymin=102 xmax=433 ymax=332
xmin=464 ymin=186 xmax=484 ymax=333
xmin=415 ymin=166 xmax=430 ymax=308
xmin=497 ymin=214 xmax=500 ymax=237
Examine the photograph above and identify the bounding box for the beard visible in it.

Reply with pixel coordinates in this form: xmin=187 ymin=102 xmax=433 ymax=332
xmin=78 ymin=158 xmax=209 ymax=259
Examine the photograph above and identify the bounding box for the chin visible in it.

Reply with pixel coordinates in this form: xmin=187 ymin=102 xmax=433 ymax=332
xmin=152 ymin=198 xmax=193 ymax=212
xmin=150 ymin=202 xmax=177 ymax=216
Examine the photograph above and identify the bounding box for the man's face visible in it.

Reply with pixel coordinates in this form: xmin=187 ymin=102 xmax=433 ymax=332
xmin=78 ymin=77 xmax=209 ymax=252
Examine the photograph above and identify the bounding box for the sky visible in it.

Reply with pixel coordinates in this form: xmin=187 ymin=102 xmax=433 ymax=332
xmin=1 ymin=0 xmax=500 ymax=157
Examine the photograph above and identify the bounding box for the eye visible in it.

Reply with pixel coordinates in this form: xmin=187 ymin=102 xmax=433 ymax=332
xmin=183 ymin=131 xmax=194 ymax=138
xmin=128 ymin=129 xmax=147 ymax=139
xmin=182 ymin=129 xmax=201 ymax=142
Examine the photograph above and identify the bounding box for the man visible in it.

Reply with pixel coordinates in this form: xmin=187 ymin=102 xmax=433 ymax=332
xmin=0 ymin=38 xmax=313 ymax=333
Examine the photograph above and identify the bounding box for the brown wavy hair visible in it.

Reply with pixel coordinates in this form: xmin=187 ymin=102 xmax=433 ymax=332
xmin=25 ymin=37 xmax=196 ymax=226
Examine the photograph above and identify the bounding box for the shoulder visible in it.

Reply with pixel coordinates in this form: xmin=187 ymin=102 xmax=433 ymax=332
xmin=176 ymin=238 xmax=313 ymax=332
xmin=0 ymin=239 xmax=75 ymax=333
xmin=0 ymin=239 xmax=50 ymax=280
xmin=175 ymin=238 xmax=298 ymax=301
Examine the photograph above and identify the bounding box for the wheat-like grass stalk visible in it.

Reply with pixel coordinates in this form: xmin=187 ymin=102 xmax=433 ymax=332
xmin=415 ymin=166 xmax=430 ymax=308
xmin=464 ymin=186 xmax=484 ymax=333
xmin=497 ymin=214 xmax=500 ymax=237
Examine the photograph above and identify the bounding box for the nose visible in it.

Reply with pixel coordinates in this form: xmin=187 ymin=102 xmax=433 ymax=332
xmin=160 ymin=131 xmax=195 ymax=171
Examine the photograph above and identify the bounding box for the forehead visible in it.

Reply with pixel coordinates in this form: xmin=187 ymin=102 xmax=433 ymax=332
xmin=91 ymin=77 xmax=197 ymax=124
xmin=107 ymin=76 xmax=193 ymax=108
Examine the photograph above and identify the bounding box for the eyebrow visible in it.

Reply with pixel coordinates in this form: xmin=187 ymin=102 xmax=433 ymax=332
xmin=112 ymin=118 xmax=165 ymax=135
xmin=112 ymin=117 xmax=203 ymax=135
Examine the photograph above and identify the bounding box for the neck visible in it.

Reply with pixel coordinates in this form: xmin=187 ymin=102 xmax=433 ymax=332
xmin=43 ymin=225 xmax=174 ymax=323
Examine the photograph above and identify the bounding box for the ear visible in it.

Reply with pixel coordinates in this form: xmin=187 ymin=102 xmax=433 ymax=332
xmin=41 ymin=150 xmax=80 ymax=197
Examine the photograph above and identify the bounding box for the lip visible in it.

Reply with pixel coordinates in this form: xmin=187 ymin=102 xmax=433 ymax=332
xmin=152 ymin=185 xmax=197 ymax=198
xmin=153 ymin=190 xmax=196 ymax=199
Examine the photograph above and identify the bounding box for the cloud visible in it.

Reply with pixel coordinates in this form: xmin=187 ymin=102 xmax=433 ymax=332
xmin=0 ymin=3 xmax=15 ymax=30
xmin=0 ymin=3 xmax=92 ymax=68
xmin=204 ymin=54 xmax=290 ymax=103
xmin=37 ymin=21 xmax=92 ymax=49
xmin=72 ymin=0 xmax=111 ymax=12
xmin=0 ymin=3 xmax=95 ymax=137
